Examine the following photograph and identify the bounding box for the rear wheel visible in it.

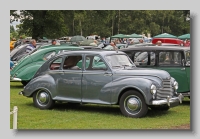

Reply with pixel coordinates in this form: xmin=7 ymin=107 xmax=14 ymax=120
xmin=119 ymin=90 xmax=148 ymax=118
xmin=33 ymin=89 xmax=55 ymax=109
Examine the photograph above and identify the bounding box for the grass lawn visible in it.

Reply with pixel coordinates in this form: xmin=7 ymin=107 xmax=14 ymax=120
xmin=10 ymin=82 xmax=190 ymax=129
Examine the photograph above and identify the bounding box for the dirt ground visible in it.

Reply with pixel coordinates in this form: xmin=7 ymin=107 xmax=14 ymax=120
xmin=170 ymin=124 xmax=190 ymax=129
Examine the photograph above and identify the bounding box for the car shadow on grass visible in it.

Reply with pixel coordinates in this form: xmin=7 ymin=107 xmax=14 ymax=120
xmin=181 ymin=100 xmax=190 ymax=106
xmin=54 ymin=103 xmax=123 ymax=116
xmin=24 ymin=100 xmax=190 ymax=118
xmin=27 ymin=102 xmax=184 ymax=118
xmin=10 ymin=84 xmax=24 ymax=89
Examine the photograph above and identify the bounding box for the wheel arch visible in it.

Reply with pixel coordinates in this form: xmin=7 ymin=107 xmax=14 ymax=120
xmin=117 ymin=87 xmax=147 ymax=105
xmin=29 ymin=87 xmax=53 ymax=98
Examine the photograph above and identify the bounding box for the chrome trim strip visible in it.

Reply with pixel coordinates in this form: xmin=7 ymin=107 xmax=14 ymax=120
xmin=113 ymin=74 xmax=164 ymax=81
xmin=49 ymin=71 xmax=165 ymax=80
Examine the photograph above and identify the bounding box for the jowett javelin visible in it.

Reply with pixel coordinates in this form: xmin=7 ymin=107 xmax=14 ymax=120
xmin=19 ymin=50 xmax=183 ymax=118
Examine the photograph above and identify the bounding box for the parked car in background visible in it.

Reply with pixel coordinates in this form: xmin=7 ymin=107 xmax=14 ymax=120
xmin=19 ymin=50 xmax=183 ymax=118
xmin=10 ymin=43 xmax=51 ymax=63
xmin=152 ymin=38 xmax=184 ymax=46
xmin=120 ymin=46 xmax=190 ymax=97
xmin=10 ymin=40 xmax=16 ymax=51
xmin=104 ymin=44 xmax=127 ymax=50
xmin=10 ymin=46 xmax=83 ymax=86
xmin=127 ymin=43 xmax=155 ymax=48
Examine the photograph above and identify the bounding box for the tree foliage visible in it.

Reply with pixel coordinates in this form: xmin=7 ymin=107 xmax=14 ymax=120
xmin=10 ymin=10 xmax=190 ymax=39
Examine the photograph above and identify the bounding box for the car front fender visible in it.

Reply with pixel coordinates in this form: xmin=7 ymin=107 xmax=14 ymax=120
xmin=110 ymin=77 xmax=155 ymax=105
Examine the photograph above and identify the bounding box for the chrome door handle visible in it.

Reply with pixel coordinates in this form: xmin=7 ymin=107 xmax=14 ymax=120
xmin=181 ymin=68 xmax=185 ymax=70
xmin=104 ymin=72 xmax=112 ymax=76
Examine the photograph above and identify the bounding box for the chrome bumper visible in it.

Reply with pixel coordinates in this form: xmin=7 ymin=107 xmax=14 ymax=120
xmin=10 ymin=77 xmax=21 ymax=82
xmin=152 ymin=93 xmax=184 ymax=107
xmin=177 ymin=92 xmax=190 ymax=97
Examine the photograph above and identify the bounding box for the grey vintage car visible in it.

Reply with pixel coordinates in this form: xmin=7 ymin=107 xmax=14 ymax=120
xmin=19 ymin=50 xmax=183 ymax=118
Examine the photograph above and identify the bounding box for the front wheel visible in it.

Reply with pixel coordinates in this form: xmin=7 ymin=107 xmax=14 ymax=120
xmin=33 ymin=89 xmax=55 ymax=109
xmin=119 ymin=90 xmax=148 ymax=118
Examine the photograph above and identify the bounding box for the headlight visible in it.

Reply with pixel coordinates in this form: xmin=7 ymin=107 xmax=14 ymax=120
xmin=174 ymin=81 xmax=178 ymax=90
xmin=150 ymin=84 xmax=157 ymax=95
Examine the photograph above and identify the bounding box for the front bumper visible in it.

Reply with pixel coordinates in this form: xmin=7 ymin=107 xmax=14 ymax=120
xmin=152 ymin=93 xmax=184 ymax=107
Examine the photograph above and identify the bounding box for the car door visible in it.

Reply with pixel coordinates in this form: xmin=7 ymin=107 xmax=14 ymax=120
xmin=157 ymin=51 xmax=189 ymax=93
xmin=81 ymin=54 xmax=113 ymax=104
xmin=56 ymin=55 xmax=83 ymax=102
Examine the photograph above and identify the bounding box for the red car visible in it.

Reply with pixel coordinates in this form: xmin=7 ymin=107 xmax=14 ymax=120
xmin=152 ymin=38 xmax=184 ymax=46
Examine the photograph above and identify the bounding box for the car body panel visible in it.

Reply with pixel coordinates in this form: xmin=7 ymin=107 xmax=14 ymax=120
xmin=120 ymin=46 xmax=190 ymax=94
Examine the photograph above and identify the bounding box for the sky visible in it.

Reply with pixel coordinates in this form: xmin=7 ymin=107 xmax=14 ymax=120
xmin=10 ymin=10 xmax=21 ymax=30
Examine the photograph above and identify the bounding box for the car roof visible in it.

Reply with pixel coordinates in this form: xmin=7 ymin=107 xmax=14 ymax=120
xmin=57 ymin=49 xmax=125 ymax=56
xmin=120 ymin=46 xmax=190 ymax=51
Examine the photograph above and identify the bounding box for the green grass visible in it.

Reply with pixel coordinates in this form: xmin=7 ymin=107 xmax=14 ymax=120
xmin=10 ymin=82 xmax=190 ymax=129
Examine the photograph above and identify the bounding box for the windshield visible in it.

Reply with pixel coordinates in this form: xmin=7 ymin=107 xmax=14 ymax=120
xmin=105 ymin=54 xmax=135 ymax=68
xmin=185 ymin=50 xmax=190 ymax=66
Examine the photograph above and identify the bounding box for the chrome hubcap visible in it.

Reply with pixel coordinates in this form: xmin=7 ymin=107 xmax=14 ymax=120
xmin=124 ymin=95 xmax=142 ymax=115
xmin=127 ymin=98 xmax=140 ymax=111
xmin=36 ymin=91 xmax=49 ymax=106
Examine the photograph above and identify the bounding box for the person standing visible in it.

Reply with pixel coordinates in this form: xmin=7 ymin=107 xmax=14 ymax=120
xmin=26 ymin=39 xmax=37 ymax=53
xmin=110 ymin=41 xmax=118 ymax=51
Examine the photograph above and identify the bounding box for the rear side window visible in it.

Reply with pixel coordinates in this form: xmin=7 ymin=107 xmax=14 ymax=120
xmin=159 ymin=51 xmax=182 ymax=66
xmin=50 ymin=57 xmax=62 ymax=70
xmin=134 ymin=51 xmax=155 ymax=66
xmin=63 ymin=55 xmax=82 ymax=70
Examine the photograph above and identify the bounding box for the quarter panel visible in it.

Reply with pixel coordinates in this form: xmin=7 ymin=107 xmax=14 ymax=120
xmin=23 ymin=74 xmax=57 ymax=98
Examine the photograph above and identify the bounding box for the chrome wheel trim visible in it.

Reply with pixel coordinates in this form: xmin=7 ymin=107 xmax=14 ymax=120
xmin=36 ymin=90 xmax=50 ymax=107
xmin=124 ymin=95 xmax=142 ymax=115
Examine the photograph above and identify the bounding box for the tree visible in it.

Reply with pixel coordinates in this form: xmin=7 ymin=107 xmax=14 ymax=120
xmin=10 ymin=10 xmax=190 ymax=38
xmin=10 ymin=25 xmax=15 ymax=33
xmin=10 ymin=10 xmax=68 ymax=40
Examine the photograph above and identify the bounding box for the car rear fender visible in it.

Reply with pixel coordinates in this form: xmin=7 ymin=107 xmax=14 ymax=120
xmin=15 ymin=64 xmax=42 ymax=81
xmin=23 ymin=74 xmax=56 ymax=98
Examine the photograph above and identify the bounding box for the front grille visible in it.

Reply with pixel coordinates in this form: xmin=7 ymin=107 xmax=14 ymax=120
xmin=156 ymin=79 xmax=174 ymax=99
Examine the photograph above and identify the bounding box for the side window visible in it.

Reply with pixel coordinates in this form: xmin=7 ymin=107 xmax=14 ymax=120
xmin=86 ymin=55 xmax=107 ymax=70
xmin=134 ymin=51 xmax=155 ymax=66
xmin=50 ymin=57 xmax=62 ymax=70
xmin=43 ymin=51 xmax=56 ymax=61
xmin=63 ymin=55 xmax=82 ymax=70
xmin=159 ymin=51 xmax=182 ymax=66
xmin=174 ymin=52 xmax=182 ymax=65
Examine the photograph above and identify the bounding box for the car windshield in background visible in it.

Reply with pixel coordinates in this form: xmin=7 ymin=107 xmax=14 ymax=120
xmin=105 ymin=54 xmax=135 ymax=68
